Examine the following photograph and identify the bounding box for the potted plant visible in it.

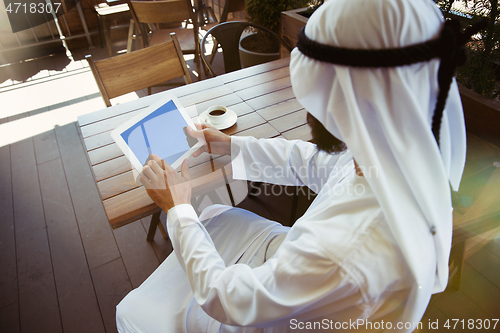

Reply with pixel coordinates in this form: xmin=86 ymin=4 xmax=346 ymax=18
xmin=280 ymin=0 xmax=323 ymax=57
xmin=239 ymin=0 xmax=309 ymax=67
xmin=434 ymin=0 xmax=500 ymax=146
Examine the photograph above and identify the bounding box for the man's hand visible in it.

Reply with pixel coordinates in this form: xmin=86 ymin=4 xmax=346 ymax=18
xmin=139 ymin=154 xmax=191 ymax=212
xmin=187 ymin=123 xmax=231 ymax=157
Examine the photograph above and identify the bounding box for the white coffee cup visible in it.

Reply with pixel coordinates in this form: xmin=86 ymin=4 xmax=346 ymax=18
xmin=206 ymin=105 xmax=228 ymax=126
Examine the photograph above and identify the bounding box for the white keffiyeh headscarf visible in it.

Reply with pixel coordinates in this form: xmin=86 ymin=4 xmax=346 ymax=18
xmin=290 ymin=0 xmax=466 ymax=325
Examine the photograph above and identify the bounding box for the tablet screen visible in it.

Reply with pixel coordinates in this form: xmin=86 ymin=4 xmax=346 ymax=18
xmin=120 ymin=100 xmax=194 ymax=166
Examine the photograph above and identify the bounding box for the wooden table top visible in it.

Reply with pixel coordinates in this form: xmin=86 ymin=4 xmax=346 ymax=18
xmin=77 ymin=57 xmax=311 ymax=229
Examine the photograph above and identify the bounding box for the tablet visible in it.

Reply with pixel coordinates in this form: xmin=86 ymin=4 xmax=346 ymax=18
xmin=111 ymin=94 xmax=205 ymax=175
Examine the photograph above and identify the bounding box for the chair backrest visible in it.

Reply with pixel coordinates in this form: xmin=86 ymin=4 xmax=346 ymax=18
xmin=220 ymin=0 xmax=246 ymax=23
xmin=86 ymin=33 xmax=192 ymax=107
xmin=128 ymin=0 xmax=195 ymax=47
xmin=200 ymin=21 xmax=292 ymax=76
xmin=129 ymin=0 xmax=193 ymax=23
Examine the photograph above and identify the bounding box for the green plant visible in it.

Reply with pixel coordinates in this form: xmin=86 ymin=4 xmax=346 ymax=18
xmin=245 ymin=0 xmax=310 ymax=35
xmin=435 ymin=0 xmax=500 ymax=98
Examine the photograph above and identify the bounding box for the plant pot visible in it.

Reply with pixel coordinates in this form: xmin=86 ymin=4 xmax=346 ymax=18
xmin=239 ymin=33 xmax=280 ymax=69
xmin=281 ymin=7 xmax=309 ymax=58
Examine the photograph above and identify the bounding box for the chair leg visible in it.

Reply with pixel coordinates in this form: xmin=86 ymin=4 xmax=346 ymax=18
xmin=103 ymin=16 xmax=113 ymax=57
xmin=208 ymin=40 xmax=218 ymax=64
xmin=127 ymin=19 xmax=135 ymax=53
xmin=97 ymin=15 xmax=105 ymax=48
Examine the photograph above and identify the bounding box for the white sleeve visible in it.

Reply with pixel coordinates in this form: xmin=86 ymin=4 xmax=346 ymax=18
xmin=167 ymin=204 xmax=363 ymax=328
xmin=231 ymin=136 xmax=352 ymax=193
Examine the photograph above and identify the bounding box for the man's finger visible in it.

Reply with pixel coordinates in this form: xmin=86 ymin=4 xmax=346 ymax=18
xmin=150 ymin=155 xmax=167 ymax=170
xmin=194 ymin=123 xmax=210 ymax=131
xmin=139 ymin=174 xmax=152 ymax=189
xmin=149 ymin=160 xmax=164 ymax=176
xmin=187 ymin=125 xmax=206 ymax=139
xmin=162 ymin=159 xmax=176 ymax=175
xmin=181 ymin=158 xmax=190 ymax=181
xmin=192 ymin=146 xmax=205 ymax=158
xmin=142 ymin=165 xmax=156 ymax=181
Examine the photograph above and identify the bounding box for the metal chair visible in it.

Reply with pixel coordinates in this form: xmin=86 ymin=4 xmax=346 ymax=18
xmin=128 ymin=0 xmax=201 ymax=78
xmin=200 ymin=0 xmax=246 ymax=67
xmin=86 ymin=33 xmax=192 ymax=107
xmin=200 ymin=21 xmax=292 ymax=76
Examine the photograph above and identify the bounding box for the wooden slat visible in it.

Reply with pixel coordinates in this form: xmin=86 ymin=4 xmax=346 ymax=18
xmin=0 ymin=145 xmax=17 ymax=313
xmin=88 ymin=143 xmax=123 ymax=166
xmin=178 ymin=84 xmax=235 ymax=108
xmin=55 ymin=123 xmax=121 ymax=270
xmin=38 ymin=158 xmax=106 ymax=333
xmin=93 ymin=156 xmax=132 ymax=182
xmin=269 ymin=109 xmax=307 ymax=133
xmin=190 ymin=93 xmax=245 ymax=116
xmin=0 ymin=302 xmax=19 ymax=332
xmin=226 ymin=101 xmax=255 ymax=117
xmin=84 ymin=130 xmax=115 ymax=151
xmin=245 ymin=86 xmax=296 ymax=110
xmin=225 ymin=66 xmax=291 ymax=92
xmin=98 ymin=171 xmax=139 ymax=201
xmin=33 ymin=130 xmax=60 ymax=165
xmin=113 ymin=222 xmax=160 ymax=288
xmin=256 ymin=98 xmax=304 ymax=121
xmin=90 ymin=259 xmax=132 ymax=333
xmin=435 ymin=288 xmax=492 ymax=323
xmin=224 ymin=111 xmax=267 ymax=136
xmin=235 ymin=76 xmax=292 ymax=101
xmin=282 ymin=123 xmax=312 ymax=142
xmin=78 ymin=93 xmax=157 ymax=126
xmin=81 ymin=109 xmax=143 ymax=139
xmin=11 ymin=138 xmax=62 ymax=333
xmin=171 ymin=76 xmax=225 ymax=98
xmin=219 ymin=57 xmax=290 ymax=84
xmin=460 ymin=262 xmax=500 ymax=319
xmin=234 ymin=123 xmax=280 ymax=139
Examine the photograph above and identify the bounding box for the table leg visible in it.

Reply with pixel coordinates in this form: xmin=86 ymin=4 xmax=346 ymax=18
xmin=147 ymin=211 xmax=162 ymax=242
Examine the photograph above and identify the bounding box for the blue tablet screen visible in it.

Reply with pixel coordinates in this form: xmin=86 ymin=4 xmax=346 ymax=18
xmin=120 ymin=100 xmax=193 ymax=166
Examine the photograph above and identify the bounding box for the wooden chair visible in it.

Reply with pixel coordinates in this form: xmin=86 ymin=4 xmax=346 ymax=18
xmin=128 ymin=0 xmax=201 ymax=78
xmin=86 ymin=33 xmax=192 ymax=108
xmin=87 ymin=0 xmax=133 ymax=57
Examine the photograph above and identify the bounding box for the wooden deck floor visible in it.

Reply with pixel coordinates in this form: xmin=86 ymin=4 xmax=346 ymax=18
xmin=1 ymin=34 xmax=500 ymax=333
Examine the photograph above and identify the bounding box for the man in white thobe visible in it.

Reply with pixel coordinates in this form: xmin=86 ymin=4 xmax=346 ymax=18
xmin=116 ymin=0 xmax=473 ymax=331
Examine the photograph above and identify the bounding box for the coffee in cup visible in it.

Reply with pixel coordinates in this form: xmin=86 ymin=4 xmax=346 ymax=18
xmin=206 ymin=105 xmax=228 ymax=126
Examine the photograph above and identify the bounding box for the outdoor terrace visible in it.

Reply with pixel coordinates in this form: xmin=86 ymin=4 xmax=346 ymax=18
xmin=1 ymin=31 xmax=499 ymax=333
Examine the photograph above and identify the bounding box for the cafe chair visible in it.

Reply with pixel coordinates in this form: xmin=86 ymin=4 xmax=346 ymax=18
xmin=128 ymin=0 xmax=201 ymax=78
xmin=86 ymin=33 xmax=192 ymax=108
xmin=87 ymin=0 xmax=133 ymax=57
xmin=199 ymin=0 xmax=246 ymax=66
xmin=200 ymin=21 xmax=292 ymax=76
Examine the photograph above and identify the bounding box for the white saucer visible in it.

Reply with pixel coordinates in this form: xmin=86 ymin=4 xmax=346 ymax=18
xmin=199 ymin=108 xmax=237 ymax=130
